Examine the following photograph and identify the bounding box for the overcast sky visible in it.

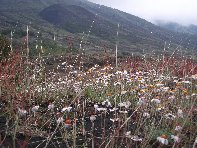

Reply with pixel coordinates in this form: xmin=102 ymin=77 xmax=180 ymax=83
xmin=88 ymin=0 xmax=197 ymax=26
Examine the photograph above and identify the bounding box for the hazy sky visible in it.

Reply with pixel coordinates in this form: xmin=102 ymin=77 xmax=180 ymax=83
xmin=88 ymin=0 xmax=197 ymax=26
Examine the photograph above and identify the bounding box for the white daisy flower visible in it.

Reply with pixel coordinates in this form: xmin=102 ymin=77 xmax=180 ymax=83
xmin=171 ymin=135 xmax=180 ymax=143
xmin=90 ymin=115 xmax=96 ymax=122
xmin=18 ymin=108 xmax=27 ymax=117
xmin=157 ymin=135 xmax=168 ymax=145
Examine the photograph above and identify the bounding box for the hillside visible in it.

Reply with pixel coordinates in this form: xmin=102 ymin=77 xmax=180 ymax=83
xmin=0 ymin=0 xmax=197 ymax=57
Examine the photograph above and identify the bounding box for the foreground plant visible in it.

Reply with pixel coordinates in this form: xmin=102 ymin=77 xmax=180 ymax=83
xmin=0 ymin=51 xmax=196 ymax=147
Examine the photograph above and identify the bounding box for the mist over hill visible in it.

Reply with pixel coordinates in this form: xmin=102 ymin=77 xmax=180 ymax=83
xmin=155 ymin=21 xmax=197 ymax=35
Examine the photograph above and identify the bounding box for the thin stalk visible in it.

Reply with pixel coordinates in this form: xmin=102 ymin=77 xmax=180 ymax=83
xmin=0 ymin=83 xmax=1 ymax=97
xmin=192 ymin=137 xmax=197 ymax=148
xmin=44 ymin=123 xmax=60 ymax=147
xmin=13 ymin=115 xmax=19 ymax=148
xmin=115 ymin=96 xmax=117 ymax=119
xmin=92 ymin=121 xmax=94 ymax=148
xmin=82 ymin=100 xmax=85 ymax=136
xmin=11 ymin=31 xmax=13 ymax=52
xmin=26 ymin=26 xmax=29 ymax=58
xmin=73 ymin=114 xmax=77 ymax=148
xmin=116 ymin=23 xmax=119 ymax=69
xmin=105 ymin=106 xmax=140 ymax=148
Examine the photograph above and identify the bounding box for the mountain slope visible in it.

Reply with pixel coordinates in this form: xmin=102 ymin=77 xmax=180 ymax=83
xmin=40 ymin=4 xmax=95 ymax=32
xmin=0 ymin=0 xmax=197 ymax=57
xmin=40 ymin=4 xmax=116 ymax=39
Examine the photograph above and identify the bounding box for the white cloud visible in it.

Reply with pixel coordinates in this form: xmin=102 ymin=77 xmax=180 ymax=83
xmin=88 ymin=0 xmax=197 ymax=25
